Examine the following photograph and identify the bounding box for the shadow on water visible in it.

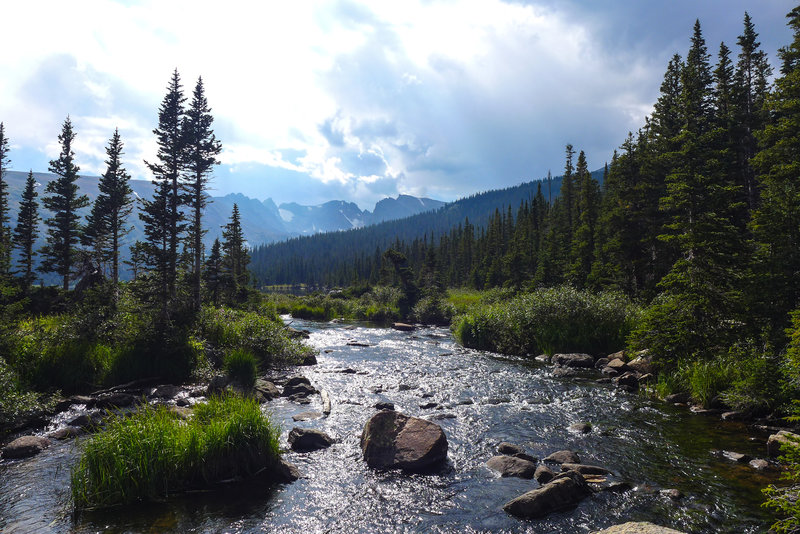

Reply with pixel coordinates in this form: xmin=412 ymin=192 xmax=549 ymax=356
xmin=0 ymin=319 xmax=784 ymax=533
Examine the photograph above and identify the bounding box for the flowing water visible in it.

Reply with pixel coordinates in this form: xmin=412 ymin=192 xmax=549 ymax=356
xmin=0 ymin=319 xmax=782 ymax=533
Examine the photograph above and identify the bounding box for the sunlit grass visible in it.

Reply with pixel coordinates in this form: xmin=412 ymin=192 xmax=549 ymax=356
xmin=71 ymin=394 xmax=281 ymax=510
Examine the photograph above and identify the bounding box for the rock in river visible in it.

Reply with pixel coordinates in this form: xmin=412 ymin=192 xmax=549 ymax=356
xmin=503 ymin=471 xmax=592 ymax=519
xmin=288 ymin=427 xmax=335 ymax=452
xmin=486 ymin=455 xmax=537 ymax=479
xmin=361 ymin=410 xmax=448 ymax=472
xmin=768 ymin=430 xmax=800 ymax=458
xmin=543 ymin=450 xmax=581 ymax=464
xmin=552 ymin=353 xmax=595 ymax=368
xmin=2 ymin=435 xmax=51 ymax=459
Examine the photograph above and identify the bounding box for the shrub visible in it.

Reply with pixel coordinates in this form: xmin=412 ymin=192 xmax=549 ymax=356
xmin=684 ymin=359 xmax=736 ymax=408
xmin=196 ymin=306 xmax=313 ymax=365
xmin=224 ymin=349 xmax=258 ymax=388
xmin=412 ymin=295 xmax=454 ymax=326
xmin=452 ymin=286 xmax=641 ymax=356
xmin=71 ymin=394 xmax=281 ymax=510
xmin=764 ymin=435 xmax=800 ymax=533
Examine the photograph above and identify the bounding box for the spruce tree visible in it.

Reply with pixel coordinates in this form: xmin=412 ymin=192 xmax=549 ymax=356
xmin=734 ymin=12 xmax=773 ymax=211
xmin=204 ymin=237 xmax=222 ymax=305
xmin=183 ymin=77 xmax=222 ymax=311
xmin=568 ymin=150 xmax=600 ymax=287
xmin=85 ymin=129 xmax=134 ymax=293
xmin=751 ymin=6 xmax=800 ymax=335
xmin=41 ymin=117 xmax=90 ymax=291
xmin=12 ymin=171 xmax=39 ymax=289
xmin=0 ymin=123 xmax=11 ymax=276
xmin=142 ymin=69 xmax=186 ymax=307
xmin=221 ymin=203 xmax=249 ymax=297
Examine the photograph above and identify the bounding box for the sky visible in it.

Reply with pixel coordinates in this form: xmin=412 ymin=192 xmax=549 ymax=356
xmin=0 ymin=0 xmax=794 ymax=209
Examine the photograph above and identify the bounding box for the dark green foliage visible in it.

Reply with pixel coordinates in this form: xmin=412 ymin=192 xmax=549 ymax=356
xmin=203 ymin=238 xmax=223 ymax=305
xmin=40 ymin=117 xmax=90 ymax=291
xmin=71 ymin=395 xmax=281 ymax=510
xmin=763 ymin=433 xmax=800 ymax=533
xmin=750 ymin=6 xmax=800 ymax=338
xmin=184 ymin=77 xmax=222 ymax=311
xmin=452 ymin=286 xmax=640 ymax=356
xmin=12 ymin=171 xmax=40 ymax=289
xmin=224 ymin=349 xmax=257 ymax=388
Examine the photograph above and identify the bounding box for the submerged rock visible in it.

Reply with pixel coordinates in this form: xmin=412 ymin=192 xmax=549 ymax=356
xmin=292 ymin=411 xmax=323 ymax=422
xmin=503 ymin=471 xmax=592 ymax=519
xmin=569 ymin=422 xmax=592 ymax=434
xmin=2 ymin=435 xmax=51 ymax=459
xmin=486 ymin=455 xmax=537 ymax=479
xmin=374 ymin=401 xmax=395 ymax=411
xmin=543 ymin=450 xmax=581 ymax=464
xmin=360 ymin=410 xmax=448 ymax=472
xmin=591 ymin=522 xmax=686 ymax=534
xmin=288 ymin=427 xmax=335 ymax=451
xmin=497 ymin=442 xmax=525 ymax=456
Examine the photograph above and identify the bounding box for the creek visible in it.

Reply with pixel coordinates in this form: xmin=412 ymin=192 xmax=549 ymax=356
xmin=0 ymin=319 xmax=781 ymax=533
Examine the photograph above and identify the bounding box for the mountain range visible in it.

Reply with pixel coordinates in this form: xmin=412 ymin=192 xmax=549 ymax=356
xmin=2 ymin=170 xmax=444 ymax=280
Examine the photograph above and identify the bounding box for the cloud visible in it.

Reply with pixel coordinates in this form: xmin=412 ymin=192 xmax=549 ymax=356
xmin=0 ymin=0 xmax=794 ymax=210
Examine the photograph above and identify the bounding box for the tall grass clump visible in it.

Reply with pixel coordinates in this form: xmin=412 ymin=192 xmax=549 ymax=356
xmin=71 ymin=394 xmax=281 ymax=510
xmin=224 ymin=349 xmax=258 ymax=387
xmin=452 ymin=285 xmax=641 ymax=356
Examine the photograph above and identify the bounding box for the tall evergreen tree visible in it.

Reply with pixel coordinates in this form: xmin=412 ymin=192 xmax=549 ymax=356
xmin=568 ymin=150 xmax=600 ymax=287
xmin=85 ymin=129 xmax=134 ymax=294
xmin=41 ymin=117 xmax=89 ymax=291
xmin=0 ymin=123 xmax=11 ymax=276
xmin=750 ymin=6 xmax=800 ymax=335
xmin=183 ymin=76 xmax=222 ymax=311
xmin=222 ymin=203 xmax=249 ymax=295
xmin=734 ymin=12 xmax=773 ymax=211
xmin=142 ymin=69 xmax=186 ymax=306
xmin=204 ymin=237 xmax=223 ymax=306
xmin=12 ymin=171 xmax=39 ymax=289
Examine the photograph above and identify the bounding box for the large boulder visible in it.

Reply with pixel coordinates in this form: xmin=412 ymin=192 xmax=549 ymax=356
xmin=535 ymin=464 xmax=556 ymax=484
xmin=486 ymin=455 xmax=537 ymax=479
xmin=503 ymin=471 xmax=592 ymax=519
xmin=626 ymin=353 xmax=654 ymax=374
xmin=552 ymin=353 xmax=595 ymax=368
xmin=768 ymin=430 xmax=800 ymax=458
xmin=591 ymin=522 xmax=686 ymax=534
xmin=2 ymin=435 xmax=51 ymax=459
xmin=288 ymin=427 xmax=334 ymax=451
xmin=360 ymin=410 xmax=448 ymax=472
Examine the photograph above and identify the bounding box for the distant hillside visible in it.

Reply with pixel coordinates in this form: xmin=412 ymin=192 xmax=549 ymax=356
xmin=250 ymin=169 xmax=604 ymax=286
xmin=2 ymin=171 xmax=444 ymax=282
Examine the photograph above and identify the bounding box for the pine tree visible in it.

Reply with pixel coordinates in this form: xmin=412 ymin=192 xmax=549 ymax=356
xmin=183 ymin=76 xmax=222 ymax=311
xmin=734 ymin=12 xmax=773 ymax=211
xmin=222 ymin=203 xmax=249 ymax=296
xmin=142 ymin=69 xmax=186 ymax=306
xmin=0 ymin=123 xmax=11 ymax=276
xmin=203 ymin=238 xmax=222 ymax=306
xmin=85 ymin=129 xmax=134 ymax=294
xmin=41 ymin=117 xmax=89 ymax=291
xmin=568 ymin=150 xmax=600 ymax=287
xmin=657 ymin=21 xmax=745 ymax=357
xmin=12 ymin=170 xmax=39 ymax=289
xmin=751 ymin=6 xmax=800 ymax=335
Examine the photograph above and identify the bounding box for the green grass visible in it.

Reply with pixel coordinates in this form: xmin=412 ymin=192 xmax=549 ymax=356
xmin=452 ymin=285 xmax=641 ymax=356
xmin=71 ymin=394 xmax=281 ymax=510
xmin=224 ymin=349 xmax=258 ymax=388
